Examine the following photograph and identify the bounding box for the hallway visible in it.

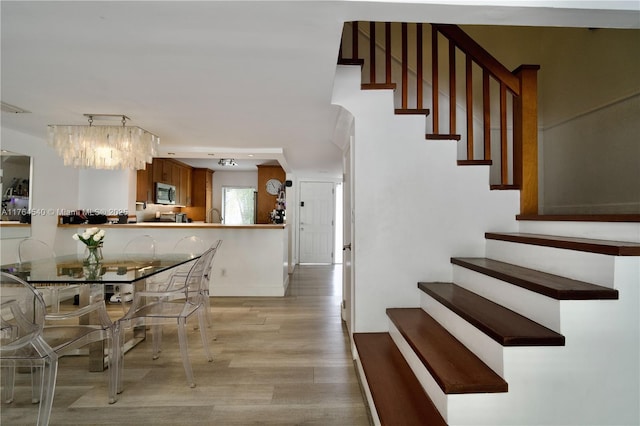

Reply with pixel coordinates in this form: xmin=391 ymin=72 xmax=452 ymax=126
xmin=1 ymin=265 xmax=371 ymax=425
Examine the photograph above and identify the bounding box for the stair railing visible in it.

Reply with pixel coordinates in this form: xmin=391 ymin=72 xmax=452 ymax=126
xmin=338 ymin=22 xmax=540 ymax=215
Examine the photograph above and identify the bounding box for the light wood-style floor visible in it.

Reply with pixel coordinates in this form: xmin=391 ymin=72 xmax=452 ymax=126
xmin=1 ymin=265 xmax=371 ymax=425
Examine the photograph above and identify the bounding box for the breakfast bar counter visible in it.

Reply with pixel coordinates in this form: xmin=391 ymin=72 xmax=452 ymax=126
xmin=56 ymin=223 xmax=290 ymax=297
xmin=58 ymin=222 xmax=286 ymax=229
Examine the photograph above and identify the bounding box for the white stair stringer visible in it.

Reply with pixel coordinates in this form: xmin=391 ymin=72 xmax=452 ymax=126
xmin=331 ymin=64 xmax=519 ymax=332
xmin=416 ymin=256 xmax=639 ymax=425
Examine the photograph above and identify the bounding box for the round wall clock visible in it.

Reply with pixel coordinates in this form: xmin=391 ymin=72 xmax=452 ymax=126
xmin=266 ymin=178 xmax=282 ymax=195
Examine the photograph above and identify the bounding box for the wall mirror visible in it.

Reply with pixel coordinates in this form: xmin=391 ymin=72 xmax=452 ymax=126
xmin=1 ymin=151 xmax=32 ymax=239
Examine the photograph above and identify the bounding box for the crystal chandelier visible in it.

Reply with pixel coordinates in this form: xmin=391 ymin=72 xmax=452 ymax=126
xmin=48 ymin=114 xmax=159 ymax=170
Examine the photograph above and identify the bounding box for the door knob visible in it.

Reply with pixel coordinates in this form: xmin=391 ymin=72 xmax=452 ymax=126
xmin=343 ymin=243 xmax=352 ymax=251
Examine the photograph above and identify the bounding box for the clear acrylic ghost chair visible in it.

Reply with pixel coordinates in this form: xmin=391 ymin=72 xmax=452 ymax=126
xmin=201 ymin=240 xmax=222 ymax=326
xmin=17 ymin=238 xmax=79 ymax=313
xmin=112 ymin=246 xmax=216 ymax=393
xmin=166 ymin=237 xmax=220 ymax=328
xmin=0 ymin=272 xmax=117 ymax=426
xmin=172 ymin=235 xmax=207 ymax=276
xmin=111 ymin=235 xmax=158 ymax=310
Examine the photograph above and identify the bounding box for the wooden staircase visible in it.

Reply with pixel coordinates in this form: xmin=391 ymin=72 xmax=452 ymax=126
xmin=354 ymin=228 xmax=640 ymax=425
xmin=335 ymin=20 xmax=639 ymax=425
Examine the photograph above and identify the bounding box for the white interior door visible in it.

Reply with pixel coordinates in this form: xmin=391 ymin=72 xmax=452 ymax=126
xmin=299 ymin=181 xmax=334 ymax=264
xmin=342 ymin=143 xmax=353 ymax=332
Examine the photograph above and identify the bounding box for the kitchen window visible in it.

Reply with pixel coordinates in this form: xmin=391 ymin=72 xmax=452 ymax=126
xmin=222 ymin=186 xmax=256 ymax=225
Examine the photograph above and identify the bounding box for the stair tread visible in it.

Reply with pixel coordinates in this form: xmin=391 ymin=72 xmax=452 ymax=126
xmin=516 ymin=214 xmax=640 ymax=223
xmin=395 ymin=108 xmax=430 ymax=116
xmin=451 ymin=257 xmax=619 ymax=300
xmin=337 ymin=58 xmax=365 ymax=66
xmin=418 ymin=282 xmax=565 ymax=346
xmin=458 ymin=160 xmax=492 ymax=166
xmin=425 ymin=133 xmax=461 ymax=141
xmin=353 ymin=332 xmax=447 ymax=426
xmin=486 ymin=232 xmax=640 ymax=256
xmin=361 ymin=82 xmax=396 ymax=90
xmin=387 ymin=308 xmax=508 ymax=394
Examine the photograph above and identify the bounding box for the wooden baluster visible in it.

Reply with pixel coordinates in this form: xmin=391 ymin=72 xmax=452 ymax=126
xmin=385 ymin=22 xmax=392 ymax=85
xmin=465 ymin=56 xmax=473 ymax=160
xmin=352 ymin=21 xmax=359 ymax=59
xmin=483 ymin=70 xmax=491 ymax=161
xmin=417 ymin=23 xmax=424 ymax=110
xmin=449 ymin=40 xmax=456 ymax=135
xmin=513 ymin=65 xmax=540 ymax=215
xmin=500 ymin=82 xmax=508 ymax=185
xmin=432 ymin=26 xmax=439 ymax=133
xmin=402 ymin=23 xmax=408 ymax=109
xmin=369 ymin=22 xmax=376 ymax=84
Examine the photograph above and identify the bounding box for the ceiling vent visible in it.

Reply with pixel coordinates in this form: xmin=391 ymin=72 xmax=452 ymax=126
xmin=1 ymin=102 xmax=31 ymax=114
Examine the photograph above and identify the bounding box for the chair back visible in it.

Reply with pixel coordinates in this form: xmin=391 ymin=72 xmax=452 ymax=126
xmin=173 ymin=236 xmax=206 ymax=259
xmin=123 ymin=235 xmax=157 ymax=261
xmin=17 ymin=239 xmax=55 ymax=263
xmin=0 ymin=272 xmax=47 ymax=354
xmin=180 ymin=246 xmax=217 ymax=302
xmin=204 ymin=240 xmax=222 ymax=280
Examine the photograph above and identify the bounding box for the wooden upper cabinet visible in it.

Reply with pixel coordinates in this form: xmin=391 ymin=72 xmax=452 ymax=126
xmin=136 ymin=162 xmax=154 ymax=203
xmin=190 ymin=168 xmax=213 ymax=221
xmin=256 ymin=165 xmax=286 ymax=224
xmin=137 ymin=158 xmax=193 ymax=206
xmin=178 ymin=164 xmax=192 ymax=206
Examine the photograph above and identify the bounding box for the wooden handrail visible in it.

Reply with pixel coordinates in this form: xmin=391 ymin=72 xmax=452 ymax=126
xmin=432 ymin=24 xmax=520 ymax=95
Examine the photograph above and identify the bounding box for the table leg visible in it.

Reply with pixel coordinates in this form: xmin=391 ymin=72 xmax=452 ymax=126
xmin=79 ymin=283 xmax=108 ymax=372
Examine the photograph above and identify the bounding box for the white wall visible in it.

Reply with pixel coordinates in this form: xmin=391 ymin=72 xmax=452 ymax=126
xmin=462 ymin=25 xmax=640 ymax=214
xmin=332 ymin=65 xmax=519 ymax=332
xmin=543 ymin=94 xmax=640 ymax=214
xmin=78 ymin=168 xmax=136 ymax=214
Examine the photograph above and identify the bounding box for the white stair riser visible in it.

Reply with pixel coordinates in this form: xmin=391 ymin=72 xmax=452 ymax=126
xmin=452 ymin=265 xmax=561 ymax=332
xmin=518 ymin=220 xmax=640 ymax=243
xmin=486 ymin=239 xmax=616 ymax=288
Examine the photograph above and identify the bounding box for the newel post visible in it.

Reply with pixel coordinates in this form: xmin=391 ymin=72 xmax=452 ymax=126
xmin=513 ymin=64 xmax=540 ymax=215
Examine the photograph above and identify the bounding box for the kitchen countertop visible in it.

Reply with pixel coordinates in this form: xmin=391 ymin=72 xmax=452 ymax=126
xmin=57 ymin=222 xmax=286 ymax=229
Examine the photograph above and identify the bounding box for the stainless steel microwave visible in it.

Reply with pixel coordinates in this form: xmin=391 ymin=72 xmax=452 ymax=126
xmin=155 ymin=182 xmax=176 ymax=205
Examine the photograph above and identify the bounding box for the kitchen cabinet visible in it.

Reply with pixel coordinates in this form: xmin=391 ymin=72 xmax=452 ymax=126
xmin=136 ymin=162 xmax=154 ymax=203
xmin=137 ymin=159 xmax=193 ymax=206
xmin=178 ymin=163 xmax=192 ymax=206
xmin=256 ymin=165 xmax=285 ymax=224
xmin=188 ymin=168 xmax=213 ymax=221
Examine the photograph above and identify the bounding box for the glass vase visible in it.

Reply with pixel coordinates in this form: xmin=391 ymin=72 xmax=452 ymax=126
xmin=84 ymin=244 xmax=104 ymax=265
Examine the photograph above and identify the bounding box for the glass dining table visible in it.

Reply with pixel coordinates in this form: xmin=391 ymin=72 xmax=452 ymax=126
xmin=1 ymin=252 xmax=199 ymax=371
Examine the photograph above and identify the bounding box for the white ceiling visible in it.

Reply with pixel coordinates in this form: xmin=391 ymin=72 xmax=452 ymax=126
xmin=2 ymin=1 xmax=638 ymax=177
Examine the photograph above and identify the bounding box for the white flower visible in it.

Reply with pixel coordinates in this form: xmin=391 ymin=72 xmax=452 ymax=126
xmin=97 ymin=229 xmax=105 ymax=238
xmin=81 ymin=232 xmax=91 ymax=240
xmin=72 ymin=234 xmax=80 ymax=241
xmin=87 ymin=227 xmax=99 ymax=235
